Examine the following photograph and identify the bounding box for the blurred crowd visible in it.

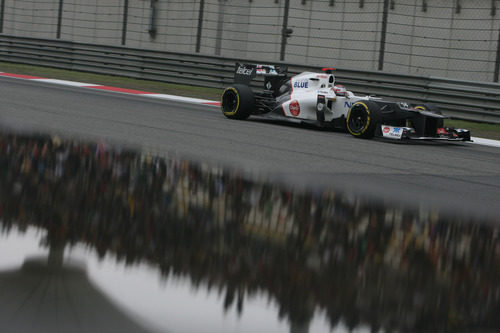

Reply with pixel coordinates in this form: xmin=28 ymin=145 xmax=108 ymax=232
xmin=0 ymin=131 xmax=499 ymax=332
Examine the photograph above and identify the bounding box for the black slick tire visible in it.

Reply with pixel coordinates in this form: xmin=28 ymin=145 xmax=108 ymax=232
xmin=221 ymin=84 xmax=255 ymax=120
xmin=346 ymin=101 xmax=381 ymax=139
xmin=414 ymin=103 xmax=444 ymax=128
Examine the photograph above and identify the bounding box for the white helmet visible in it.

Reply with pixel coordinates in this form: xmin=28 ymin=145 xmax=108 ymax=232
xmin=334 ymin=85 xmax=346 ymax=96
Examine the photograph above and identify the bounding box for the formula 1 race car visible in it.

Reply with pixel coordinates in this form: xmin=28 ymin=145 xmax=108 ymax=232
xmin=220 ymin=63 xmax=471 ymax=141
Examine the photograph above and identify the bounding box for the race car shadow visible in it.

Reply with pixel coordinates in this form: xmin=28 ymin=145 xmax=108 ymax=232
xmin=249 ymin=117 xmax=472 ymax=146
xmin=248 ymin=117 xmax=345 ymax=133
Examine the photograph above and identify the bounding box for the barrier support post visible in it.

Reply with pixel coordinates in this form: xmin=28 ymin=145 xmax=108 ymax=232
xmin=196 ymin=0 xmax=205 ymax=53
xmin=280 ymin=0 xmax=291 ymax=61
xmin=122 ymin=0 xmax=129 ymax=45
xmin=378 ymin=0 xmax=390 ymax=71
xmin=57 ymin=0 xmax=64 ymax=39
xmin=495 ymin=27 xmax=500 ymax=82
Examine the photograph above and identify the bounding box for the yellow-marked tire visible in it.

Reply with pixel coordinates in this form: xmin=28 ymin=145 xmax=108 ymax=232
xmin=412 ymin=103 xmax=440 ymax=114
xmin=346 ymin=101 xmax=381 ymax=139
xmin=413 ymin=103 xmax=444 ymax=128
xmin=221 ymin=84 xmax=254 ymax=120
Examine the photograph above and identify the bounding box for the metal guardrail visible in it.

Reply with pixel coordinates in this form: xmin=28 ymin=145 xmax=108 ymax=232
xmin=0 ymin=35 xmax=499 ymax=124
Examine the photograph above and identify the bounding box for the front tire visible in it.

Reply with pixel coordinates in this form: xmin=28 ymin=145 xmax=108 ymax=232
xmin=221 ymin=84 xmax=255 ymax=120
xmin=413 ymin=103 xmax=444 ymax=128
xmin=346 ymin=101 xmax=381 ymax=139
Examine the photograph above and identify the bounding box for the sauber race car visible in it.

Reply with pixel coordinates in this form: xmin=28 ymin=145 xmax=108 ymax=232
xmin=221 ymin=63 xmax=471 ymax=141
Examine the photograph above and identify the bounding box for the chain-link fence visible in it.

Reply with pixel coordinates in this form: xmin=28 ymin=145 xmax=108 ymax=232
xmin=1 ymin=0 xmax=499 ymax=82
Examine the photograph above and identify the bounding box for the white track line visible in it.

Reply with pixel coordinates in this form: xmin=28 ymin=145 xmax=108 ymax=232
xmin=33 ymin=78 xmax=95 ymax=87
xmin=146 ymin=93 xmax=219 ymax=105
xmin=470 ymin=137 xmax=500 ymax=148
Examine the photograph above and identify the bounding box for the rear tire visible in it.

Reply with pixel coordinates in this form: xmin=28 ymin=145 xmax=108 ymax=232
xmin=346 ymin=101 xmax=381 ymax=139
xmin=221 ymin=84 xmax=255 ymax=120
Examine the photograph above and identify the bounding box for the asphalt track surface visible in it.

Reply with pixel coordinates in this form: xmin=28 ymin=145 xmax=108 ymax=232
xmin=1 ymin=76 xmax=499 ymax=221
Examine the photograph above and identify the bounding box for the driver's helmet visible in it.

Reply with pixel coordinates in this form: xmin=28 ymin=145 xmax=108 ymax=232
xmin=334 ymin=85 xmax=346 ymax=96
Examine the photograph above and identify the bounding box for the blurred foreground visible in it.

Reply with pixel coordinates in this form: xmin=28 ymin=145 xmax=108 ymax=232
xmin=0 ymin=130 xmax=499 ymax=332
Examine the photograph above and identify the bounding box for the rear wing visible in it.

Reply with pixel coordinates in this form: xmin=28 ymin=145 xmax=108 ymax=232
xmin=233 ymin=63 xmax=287 ymax=85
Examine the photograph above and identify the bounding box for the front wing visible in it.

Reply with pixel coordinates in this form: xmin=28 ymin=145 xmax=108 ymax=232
xmin=377 ymin=125 xmax=471 ymax=142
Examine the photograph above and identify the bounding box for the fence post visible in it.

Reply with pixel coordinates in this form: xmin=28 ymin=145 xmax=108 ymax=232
xmin=378 ymin=0 xmax=390 ymax=70
xmin=121 ymin=0 xmax=129 ymax=45
xmin=495 ymin=28 xmax=500 ymax=82
xmin=0 ymin=0 xmax=5 ymax=33
xmin=196 ymin=0 xmax=205 ymax=53
xmin=148 ymin=0 xmax=157 ymax=37
xmin=280 ymin=0 xmax=291 ymax=61
xmin=56 ymin=0 xmax=64 ymax=39
xmin=215 ymin=1 xmax=225 ymax=56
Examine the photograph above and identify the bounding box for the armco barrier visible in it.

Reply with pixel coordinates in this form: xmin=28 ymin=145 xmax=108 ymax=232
xmin=0 ymin=35 xmax=499 ymax=124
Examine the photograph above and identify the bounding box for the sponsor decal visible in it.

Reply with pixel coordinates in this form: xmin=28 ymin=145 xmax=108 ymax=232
xmin=293 ymin=81 xmax=309 ymax=89
xmin=344 ymin=101 xmax=353 ymax=108
xmin=289 ymin=100 xmax=300 ymax=116
xmin=256 ymin=65 xmax=277 ymax=75
xmin=316 ymin=74 xmax=328 ymax=79
xmin=381 ymin=125 xmax=403 ymax=139
xmin=236 ymin=66 xmax=254 ymax=76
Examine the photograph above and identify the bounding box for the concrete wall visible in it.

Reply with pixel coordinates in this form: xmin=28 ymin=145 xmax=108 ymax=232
xmin=60 ymin=0 xmax=124 ymax=44
xmin=288 ymin=0 xmax=381 ymax=69
xmin=126 ymin=1 xmax=199 ymax=53
xmin=2 ymin=0 xmax=59 ymax=38
xmin=1 ymin=0 xmax=499 ymax=82
xmin=200 ymin=0 xmax=282 ymax=60
xmin=384 ymin=0 xmax=500 ymax=81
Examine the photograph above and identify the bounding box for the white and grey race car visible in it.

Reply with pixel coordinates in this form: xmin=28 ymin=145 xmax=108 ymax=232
xmin=221 ymin=63 xmax=471 ymax=141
